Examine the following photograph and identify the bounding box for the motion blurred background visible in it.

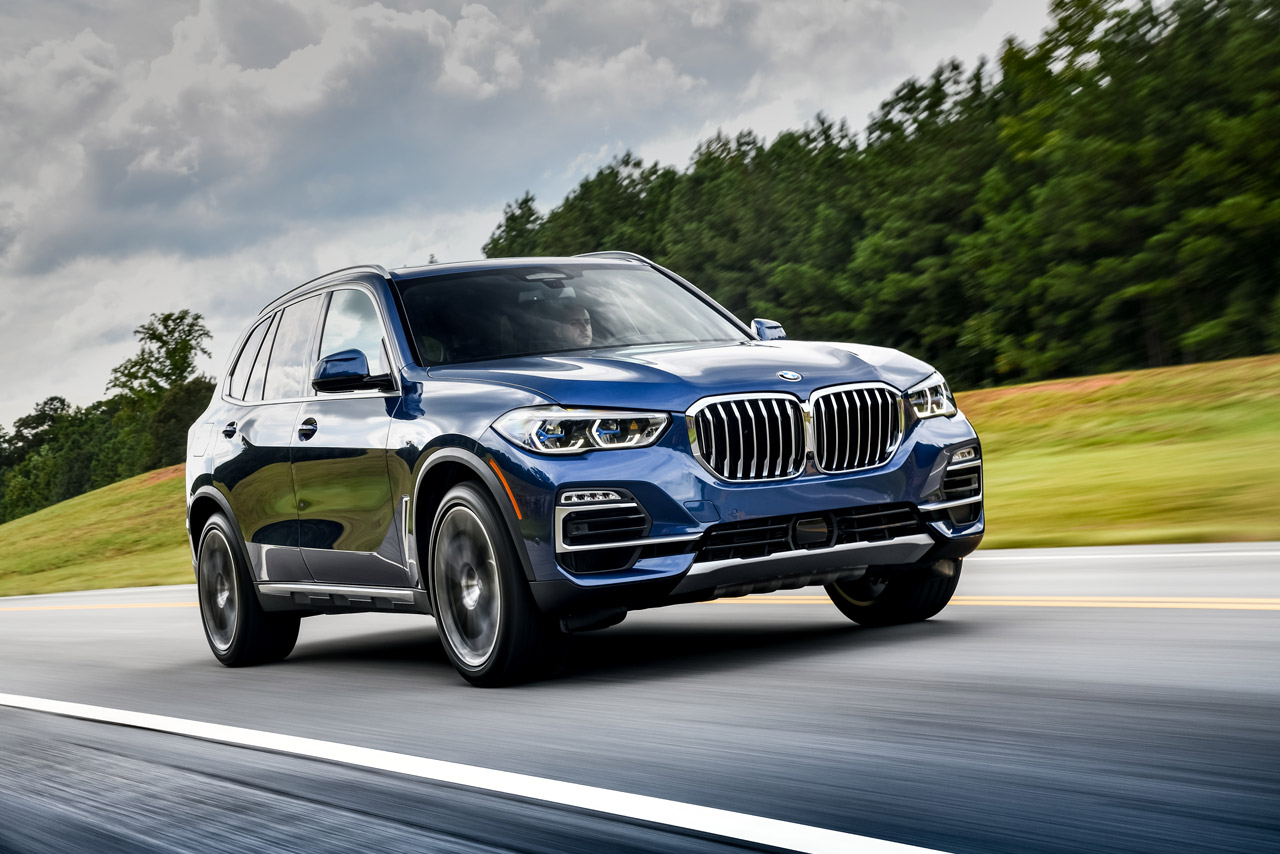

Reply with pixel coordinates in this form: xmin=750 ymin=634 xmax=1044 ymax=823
xmin=1 ymin=0 xmax=1278 ymax=590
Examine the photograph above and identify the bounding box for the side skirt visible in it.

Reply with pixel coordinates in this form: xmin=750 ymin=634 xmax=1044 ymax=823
xmin=256 ymin=582 xmax=431 ymax=615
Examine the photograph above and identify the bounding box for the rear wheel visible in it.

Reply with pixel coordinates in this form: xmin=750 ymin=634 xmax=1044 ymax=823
xmin=196 ymin=513 xmax=300 ymax=666
xmin=826 ymin=559 xmax=961 ymax=626
xmin=430 ymin=482 xmax=563 ymax=687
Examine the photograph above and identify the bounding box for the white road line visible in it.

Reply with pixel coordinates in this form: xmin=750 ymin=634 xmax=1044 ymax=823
xmin=968 ymin=551 xmax=1280 ymax=561
xmin=0 ymin=692 xmax=943 ymax=854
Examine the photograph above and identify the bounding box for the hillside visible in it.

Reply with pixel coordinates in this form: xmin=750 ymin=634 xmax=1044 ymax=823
xmin=963 ymin=354 xmax=1280 ymax=547
xmin=0 ymin=464 xmax=190 ymax=597
xmin=1 ymin=355 xmax=1278 ymax=596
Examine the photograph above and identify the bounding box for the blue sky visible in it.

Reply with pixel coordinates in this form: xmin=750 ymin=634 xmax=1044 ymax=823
xmin=0 ymin=0 xmax=1049 ymax=426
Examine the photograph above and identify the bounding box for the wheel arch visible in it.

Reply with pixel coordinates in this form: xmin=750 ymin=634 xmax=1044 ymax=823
xmin=412 ymin=448 xmax=535 ymax=583
xmin=187 ymin=487 xmax=242 ymax=570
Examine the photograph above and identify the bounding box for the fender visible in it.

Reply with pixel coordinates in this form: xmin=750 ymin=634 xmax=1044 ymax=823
xmin=412 ymin=446 xmax=536 ymax=583
xmin=186 ymin=483 xmax=249 ymax=570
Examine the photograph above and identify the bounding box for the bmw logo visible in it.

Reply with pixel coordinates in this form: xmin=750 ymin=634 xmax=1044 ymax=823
xmin=778 ymin=370 xmax=802 ymax=382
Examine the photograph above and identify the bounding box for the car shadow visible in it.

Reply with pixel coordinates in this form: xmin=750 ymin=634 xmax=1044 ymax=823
xmin=282 ymin=609 xmax=981 ymax=686
xmin=288 ymin=626 xmax=447 ymax=666
xmin=559 ymin=615 xmax=979 ymax=683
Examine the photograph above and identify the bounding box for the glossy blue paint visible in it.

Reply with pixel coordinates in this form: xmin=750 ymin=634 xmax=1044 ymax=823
xmin=426 ymin=339 xmax=933 ymax=411
xmin=311 ymin=348 xmax=373 ymax=393
xmin=187 ymin=255 xmax=984 ymax=618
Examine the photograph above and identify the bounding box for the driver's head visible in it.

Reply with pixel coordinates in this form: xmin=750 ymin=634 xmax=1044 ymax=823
xmin=556 ymin=304 xmax=592 ymax=347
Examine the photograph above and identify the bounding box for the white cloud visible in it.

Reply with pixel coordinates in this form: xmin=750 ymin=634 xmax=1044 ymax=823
xmin=542 ymin=42 xmax=699 ymax=111
xmin=437 ymin=3 xmax=536 ymax=99
xmin=0 ymin=0 xmax=1053 ymax=425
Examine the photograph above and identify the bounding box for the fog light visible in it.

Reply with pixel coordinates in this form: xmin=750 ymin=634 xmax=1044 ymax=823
xmin=952 ymin=447 xmax=977 ymax=463
xmin=559 ymin=490 xmax=624 ymax=504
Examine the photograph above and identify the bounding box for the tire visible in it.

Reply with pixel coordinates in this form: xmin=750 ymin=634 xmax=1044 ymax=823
xmin=196 ymin=513 xmax=300 ymax=666
xmin=429 ymin=481 xmax=563 ymax=687
xmin=825 ymin=559 xmax=962 ymax=627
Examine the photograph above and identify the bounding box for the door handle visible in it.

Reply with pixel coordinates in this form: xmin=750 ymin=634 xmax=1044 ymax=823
xmin=298 ymin=418 xmax=318 ymax=441
xmin=222 ymin=421 xmax=238 ymax=438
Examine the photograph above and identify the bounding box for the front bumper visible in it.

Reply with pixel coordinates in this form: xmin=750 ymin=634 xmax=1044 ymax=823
xmin=487 ymin=409 xmax=983 ymax=617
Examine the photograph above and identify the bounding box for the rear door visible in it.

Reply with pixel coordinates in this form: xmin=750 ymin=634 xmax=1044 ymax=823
xmin=291 ymin=286 xmax=406 ymax=587
xmin=209 ymin=302 xmax=314 ymax=583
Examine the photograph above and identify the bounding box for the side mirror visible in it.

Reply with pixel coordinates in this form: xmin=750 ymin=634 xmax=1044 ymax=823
xmin=312 ymin=349 xmax=394 ymax=393
xmin=752 ymin=318 xmax=787 ymax=341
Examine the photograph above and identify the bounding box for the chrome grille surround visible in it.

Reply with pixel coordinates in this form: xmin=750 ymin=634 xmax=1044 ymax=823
xmin=810 ymin=383 xmax=905 ymax=474
xmin=686 ymin=383 xmax=906 ymax=482
xmin=687 ymin=393 xmax=807 ymax=482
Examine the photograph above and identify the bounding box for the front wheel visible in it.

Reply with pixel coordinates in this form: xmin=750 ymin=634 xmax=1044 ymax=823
xmin=429 ymin=482 xmax=563 ymax=687
xmin=826 ymin=559 xmax=961 ymax=627
xmin=196 ymin=513 xmax=300 ymax=666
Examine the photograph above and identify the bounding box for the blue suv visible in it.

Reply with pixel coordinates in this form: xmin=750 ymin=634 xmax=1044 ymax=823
xmin=186 ymin=252 xmax=983 ymax=685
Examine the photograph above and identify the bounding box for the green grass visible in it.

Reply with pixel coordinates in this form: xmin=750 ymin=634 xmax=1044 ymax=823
xmin=1 ymin=355 xmax=1278 ymax=596
xmin=962 ymin=354 xmax=1280 ymax=548
xmin=0 ymin=464 xmax=191 ymax=597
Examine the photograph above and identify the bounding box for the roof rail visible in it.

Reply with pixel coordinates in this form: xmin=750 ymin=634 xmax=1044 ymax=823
xmin=260 ymin=264 xmax=391 ymax=313
xmin=574 ymin=250 xmax=655 ymax=265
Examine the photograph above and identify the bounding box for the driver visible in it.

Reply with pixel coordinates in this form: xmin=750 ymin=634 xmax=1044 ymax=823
xmin=555 ymin=304 xmax=593 ymax=347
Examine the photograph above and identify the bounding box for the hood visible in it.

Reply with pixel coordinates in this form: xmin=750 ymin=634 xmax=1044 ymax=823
xmin=426 ymin=340 xmax=934 ymax=411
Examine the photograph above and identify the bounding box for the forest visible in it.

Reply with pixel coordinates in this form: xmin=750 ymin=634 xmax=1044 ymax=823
xmin=0 ymin=312 xmax=213 ymax=523
xmin=2 ymin=0 xmax=1277 ymax=523
xmin=485 ymin=0 xmax=1280 ymax=388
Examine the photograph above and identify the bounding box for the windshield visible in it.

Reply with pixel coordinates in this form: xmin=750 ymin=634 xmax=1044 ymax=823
xmin=394 ymin=264 xmax=748 ymax=366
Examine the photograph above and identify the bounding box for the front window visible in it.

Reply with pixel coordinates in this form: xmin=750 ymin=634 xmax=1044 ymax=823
xmin=394 ymin=264 xmax=747 ymax=366
xmin=320 ymin=288 xmax=388 ymax=375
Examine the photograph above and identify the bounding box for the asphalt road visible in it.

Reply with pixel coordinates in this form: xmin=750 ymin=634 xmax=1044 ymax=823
xmin=1 ymin=543 xmax=1278 ymax=853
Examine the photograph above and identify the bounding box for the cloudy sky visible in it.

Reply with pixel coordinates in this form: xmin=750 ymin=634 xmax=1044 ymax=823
xmin=0 ymin=0 xmax=1050 ymax=427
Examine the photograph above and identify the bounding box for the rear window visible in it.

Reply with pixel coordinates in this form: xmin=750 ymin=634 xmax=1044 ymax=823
xmin=394 ymin=265 xmax=745 ymax=366
xmin=263 ymin=295 xmax=323 ymax=400
xmin=227 ymin=317 xmax=271 ymax=401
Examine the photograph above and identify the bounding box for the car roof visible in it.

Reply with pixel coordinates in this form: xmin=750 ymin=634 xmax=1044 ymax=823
xmin=260 ymin=256 xmax=647 ymax=315
xmin=389 ymin=256 xmax=643 ymax=280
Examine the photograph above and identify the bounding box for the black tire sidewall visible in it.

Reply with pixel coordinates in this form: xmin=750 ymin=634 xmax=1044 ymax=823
xmin=827 ymin=559 xmax=962 ymax=626
xmin=197 ymin=513 xmax=252 ymax=664
xmin=428 ymin=481 xmax=551 ymax=686
xmin=196 ymin=512 xmax=299 ymax=666
xmin=435 ymin=483 xmax=519 ymax=686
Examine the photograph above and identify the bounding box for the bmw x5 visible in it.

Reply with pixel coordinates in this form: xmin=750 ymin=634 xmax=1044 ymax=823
xmin=186 ymin=252 xmax=984 ymax=686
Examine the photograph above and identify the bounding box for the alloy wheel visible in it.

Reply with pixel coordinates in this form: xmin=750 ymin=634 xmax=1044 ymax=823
xmin=198 ymin=528 xmax=239 ymax=653
xmin=433 ymin=505 xmax=502 ymax=668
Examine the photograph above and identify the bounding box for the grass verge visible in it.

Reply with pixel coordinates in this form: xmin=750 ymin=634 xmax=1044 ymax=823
xmin=963 ymin=354 xmax=1280 ymax=548
xmin=0 ymin=465 xmax=190 ymax=597
xmin=0 ymin=355 xmax=1277 ymax=595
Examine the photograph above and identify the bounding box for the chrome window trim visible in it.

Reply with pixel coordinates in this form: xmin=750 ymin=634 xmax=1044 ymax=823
xmin=221 ymin=280 xmax=404 ymax=407
xmin=223 ymin=314 xmax=274 ymax=399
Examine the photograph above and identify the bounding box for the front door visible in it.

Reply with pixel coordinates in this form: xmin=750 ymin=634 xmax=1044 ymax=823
xmin=291 ymin=286 xmax=406 ymax=586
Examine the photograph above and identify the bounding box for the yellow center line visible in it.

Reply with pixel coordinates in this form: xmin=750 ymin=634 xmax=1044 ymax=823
xmin=704 ymin=595 xmax=1280 ymax=611
xmin=0 ymin=602 xmax=198 ymax=612
xmin=4 ymin=597 xmax=1279 ymax=613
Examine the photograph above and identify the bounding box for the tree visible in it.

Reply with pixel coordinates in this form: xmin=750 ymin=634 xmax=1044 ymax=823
xmin=483 ymin=192 xmax=543 ymax=258
xmin=10 ymin=396 xmax=71 ymax=457
xmin=108 ymin=310 xmax=212 ymax=398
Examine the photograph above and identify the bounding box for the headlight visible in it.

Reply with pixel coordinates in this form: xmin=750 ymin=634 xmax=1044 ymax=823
xmin=906 ymin=372 xmax=957 ymax=419
xmin=493 ymin=406 xmax=670 ymax=454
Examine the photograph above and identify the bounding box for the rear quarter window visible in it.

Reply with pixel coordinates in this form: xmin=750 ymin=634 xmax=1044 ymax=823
xmin=227 ymin=317 xmax=271 ymax=401
xmin=263 ymin=295 xmax=323 ymax=400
